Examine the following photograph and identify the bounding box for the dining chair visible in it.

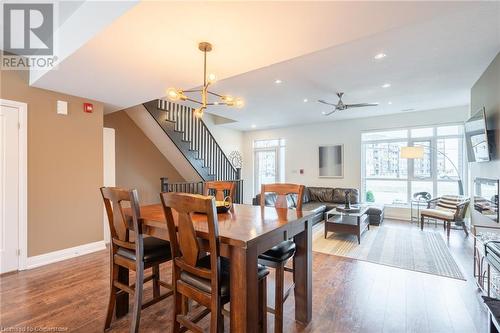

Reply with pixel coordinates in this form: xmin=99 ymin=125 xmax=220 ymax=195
xmin=160 ymin=192 xmax=269 ymax=333
xmin=420 ymin=195 xmax=470 ymax=238
xmin=100 ymin=187 xmax=173 ymax=333
xmin=204 ymin=181 xmax=236 ymax=203
xmin=258 ymin=183 xmax=305 ymax=333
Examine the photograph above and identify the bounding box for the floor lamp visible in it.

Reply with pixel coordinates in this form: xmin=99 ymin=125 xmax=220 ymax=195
xmin=400 ymin=145 xmax=464 ymax=196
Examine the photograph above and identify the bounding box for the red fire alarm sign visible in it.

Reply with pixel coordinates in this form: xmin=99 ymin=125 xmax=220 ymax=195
xmin=83 ymin=103 xmax=93 ymax=113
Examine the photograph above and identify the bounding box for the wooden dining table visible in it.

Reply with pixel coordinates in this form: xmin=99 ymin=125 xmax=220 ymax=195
xmin=119 ymin=203 xmax=313 ymax=332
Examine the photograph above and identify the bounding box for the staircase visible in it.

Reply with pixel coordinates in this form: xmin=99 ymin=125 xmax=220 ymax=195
xmin=142 ymin=99 xmax=243 ymax=202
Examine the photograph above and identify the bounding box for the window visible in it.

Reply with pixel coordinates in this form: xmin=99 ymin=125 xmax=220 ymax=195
xmin=362 ymin=125 xmax=465 ymax=205
xmin=253 ymin=139 xmax=285 ymax=195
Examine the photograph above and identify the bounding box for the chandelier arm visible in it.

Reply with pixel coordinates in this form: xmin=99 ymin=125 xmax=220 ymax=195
xmin=183 ymin=89 xmax=203 ymax=93
xmin=185 ymin=98 xmax=203 ymax=105
xmin=207 ymin=91 xmax=223 ymax=97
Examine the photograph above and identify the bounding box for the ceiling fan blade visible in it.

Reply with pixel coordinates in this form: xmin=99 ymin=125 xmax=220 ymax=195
xmin=345 ymin=103 xmax=379 ymax=109
xmin=322 ymin=109 xmax=337 ymax=116
xmin=318 ymin=99 xmax=337 ymax=106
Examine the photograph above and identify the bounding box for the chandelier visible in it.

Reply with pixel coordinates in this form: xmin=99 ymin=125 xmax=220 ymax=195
xmin=166 ymin=42 xmax=244 ymax=118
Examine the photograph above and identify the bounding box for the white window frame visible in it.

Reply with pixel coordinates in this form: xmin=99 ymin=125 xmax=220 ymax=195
xmin=361 ymin=123 xmax=467 ymax=206
xmin=253 ymin=139 xmax=285 ymax=196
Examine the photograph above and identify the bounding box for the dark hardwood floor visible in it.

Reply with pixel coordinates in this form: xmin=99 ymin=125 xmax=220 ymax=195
xmin=0 ymin=220 xmax=488 ymax=332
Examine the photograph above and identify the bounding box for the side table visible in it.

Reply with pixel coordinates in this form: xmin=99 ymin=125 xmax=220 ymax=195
xmin=410 ymin=199 xmax=428 ymax=224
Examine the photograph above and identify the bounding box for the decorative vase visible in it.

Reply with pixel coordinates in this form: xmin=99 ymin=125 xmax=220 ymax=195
xmin=345 ymin=191 xmax=351 ymax=209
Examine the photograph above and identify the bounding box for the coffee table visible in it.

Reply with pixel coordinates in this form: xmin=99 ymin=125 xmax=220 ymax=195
xmin=325 ymin=206 xmax=369 ymax=244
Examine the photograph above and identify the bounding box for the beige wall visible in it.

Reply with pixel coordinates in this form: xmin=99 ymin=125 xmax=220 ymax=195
xmin=104 ymin=111 xmax=185 ymax=204
xmin=0 ymin=70 xmax=104 ymax=257
xmin=470 ymin=52 xmax=500 ymax=227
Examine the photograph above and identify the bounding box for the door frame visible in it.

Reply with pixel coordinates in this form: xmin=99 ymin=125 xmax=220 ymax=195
xmin=0 ymin=99 xmax=28 ymax=271
xmin=253 ymin=146 xmax=280 ymax=196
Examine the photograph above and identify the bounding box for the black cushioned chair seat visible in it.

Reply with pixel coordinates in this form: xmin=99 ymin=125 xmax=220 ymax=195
xmin=117 ymin=237 xmax=171 ymax=263
xmin=483 ymin=296 xmax=500 ymax=325
xmin=180 ymin=256 xmax=269 ymax=296
xmin=259 ymin=240 xmax=296 ymax=263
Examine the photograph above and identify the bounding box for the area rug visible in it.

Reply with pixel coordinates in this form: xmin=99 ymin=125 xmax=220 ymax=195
xmin=312 ymin=223 xmax=465 ymax=280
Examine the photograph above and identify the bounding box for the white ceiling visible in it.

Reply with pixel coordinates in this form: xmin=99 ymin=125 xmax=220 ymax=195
xmin=31 ymin=1 xmax=500 ymax=130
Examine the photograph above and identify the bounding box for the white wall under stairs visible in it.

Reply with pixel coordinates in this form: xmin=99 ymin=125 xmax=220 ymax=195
xmin=125 ymin=104 xmax=202 ymax=182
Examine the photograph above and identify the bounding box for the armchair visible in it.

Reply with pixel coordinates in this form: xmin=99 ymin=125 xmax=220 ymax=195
xmin=420 ymin=195 xmax=470 ymax=238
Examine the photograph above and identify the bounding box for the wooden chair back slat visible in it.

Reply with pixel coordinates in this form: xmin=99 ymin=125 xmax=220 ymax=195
xmin=260 ymin=183 xmax=305 ymax=211
xmin=177 ymin=212 xmax=201 ymax=266
xmin=100 ymin=187 xmax=142 ymax=249
xmin=204 ymin=181 xmax=236 ymax=202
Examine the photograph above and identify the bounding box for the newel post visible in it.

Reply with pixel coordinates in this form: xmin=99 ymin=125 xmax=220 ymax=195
xmin=160 ymin=177 xmax=168 ymax=193
xmin=235 ymin=168 xmax=243 ymax=204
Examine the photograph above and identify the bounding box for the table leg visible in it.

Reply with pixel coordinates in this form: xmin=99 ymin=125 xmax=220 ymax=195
xmin=230 ymin=245 xmax=259 ymax=332
xmin=115 ymin=266 xmax=129 ymax=317
xmin=357 ymin=217 xmax=361 ymax=244
xmin=293 ymin=218 xmax=312 ymax=324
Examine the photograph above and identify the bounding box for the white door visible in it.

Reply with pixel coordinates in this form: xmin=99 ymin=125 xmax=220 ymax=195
xmin=0 ymin=105 xmax=20 ymax=273
xmin=103 ymin=128 xmax=116 ymax=244
xmin=254 ymin=147 xmax=279 ymax=195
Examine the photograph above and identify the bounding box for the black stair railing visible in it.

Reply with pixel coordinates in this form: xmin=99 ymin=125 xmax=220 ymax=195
xmin=163 ymin=99 xmax=238 ymax=182
xmin=143 ymin=99 xmax=243 ymax=203
xmin=161 ymin=177 xmax=244 ymax=204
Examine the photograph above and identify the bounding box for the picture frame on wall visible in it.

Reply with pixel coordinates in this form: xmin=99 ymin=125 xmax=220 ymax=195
xmin=318 ymin=144 xmax=344 ymax=178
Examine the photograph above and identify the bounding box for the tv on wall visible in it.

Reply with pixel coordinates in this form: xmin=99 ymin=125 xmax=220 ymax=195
xmin=465 ymin=107 xmax=490 ymax=162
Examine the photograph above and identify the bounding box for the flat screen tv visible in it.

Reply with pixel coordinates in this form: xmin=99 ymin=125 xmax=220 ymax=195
xmin=465 ymin=107 xmax=490 ymax=162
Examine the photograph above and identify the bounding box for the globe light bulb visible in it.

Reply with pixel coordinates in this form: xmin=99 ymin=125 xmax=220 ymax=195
xmin=167 ymin=88 xmax=180 ymax=101
xmin=222 ymin=95 xmax=234 ymax=106
xmin=235 ymin=98 xmax=245 ymax=109
xmin=207 ymin=73 xmax=217 ymax=84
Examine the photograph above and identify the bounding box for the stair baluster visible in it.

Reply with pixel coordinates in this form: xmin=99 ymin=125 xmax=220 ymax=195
xmin=144 ymin=99 xmax=243 ymax=201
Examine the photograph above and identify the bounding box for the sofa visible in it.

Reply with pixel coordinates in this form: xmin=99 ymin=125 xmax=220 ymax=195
xmin=253 ymin=186 xmax=385 ymax=226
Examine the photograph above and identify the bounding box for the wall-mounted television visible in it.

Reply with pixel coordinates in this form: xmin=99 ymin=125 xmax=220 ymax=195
xmin=474 ymin=178 xmax=499 ymax=223
xmin=465 ymin=107 xmax=490 ymax=162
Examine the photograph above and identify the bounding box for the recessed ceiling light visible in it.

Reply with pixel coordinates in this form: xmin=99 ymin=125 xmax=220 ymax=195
xmin=382 ymin=83 xmax=391 ymax=88
xmin=251 ymin=124 xmax=256 ymax=128
xmin=303 ymin=98 xmax=308 ymax=103
xmin=275 ymin=79 xmax=282 ymax=84
xmin=374 ymin=53 xmax=387 ymax=60
xmin=388 ymin=101 xmax=393 ymax=105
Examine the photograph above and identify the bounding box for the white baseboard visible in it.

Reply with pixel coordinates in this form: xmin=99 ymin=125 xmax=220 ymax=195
xmin=25 ymin=240 xmax=106 ymax=270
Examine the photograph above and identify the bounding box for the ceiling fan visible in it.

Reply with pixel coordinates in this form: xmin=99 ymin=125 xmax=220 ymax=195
xmin=318 ymin=92 xmax=378 ymax=116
